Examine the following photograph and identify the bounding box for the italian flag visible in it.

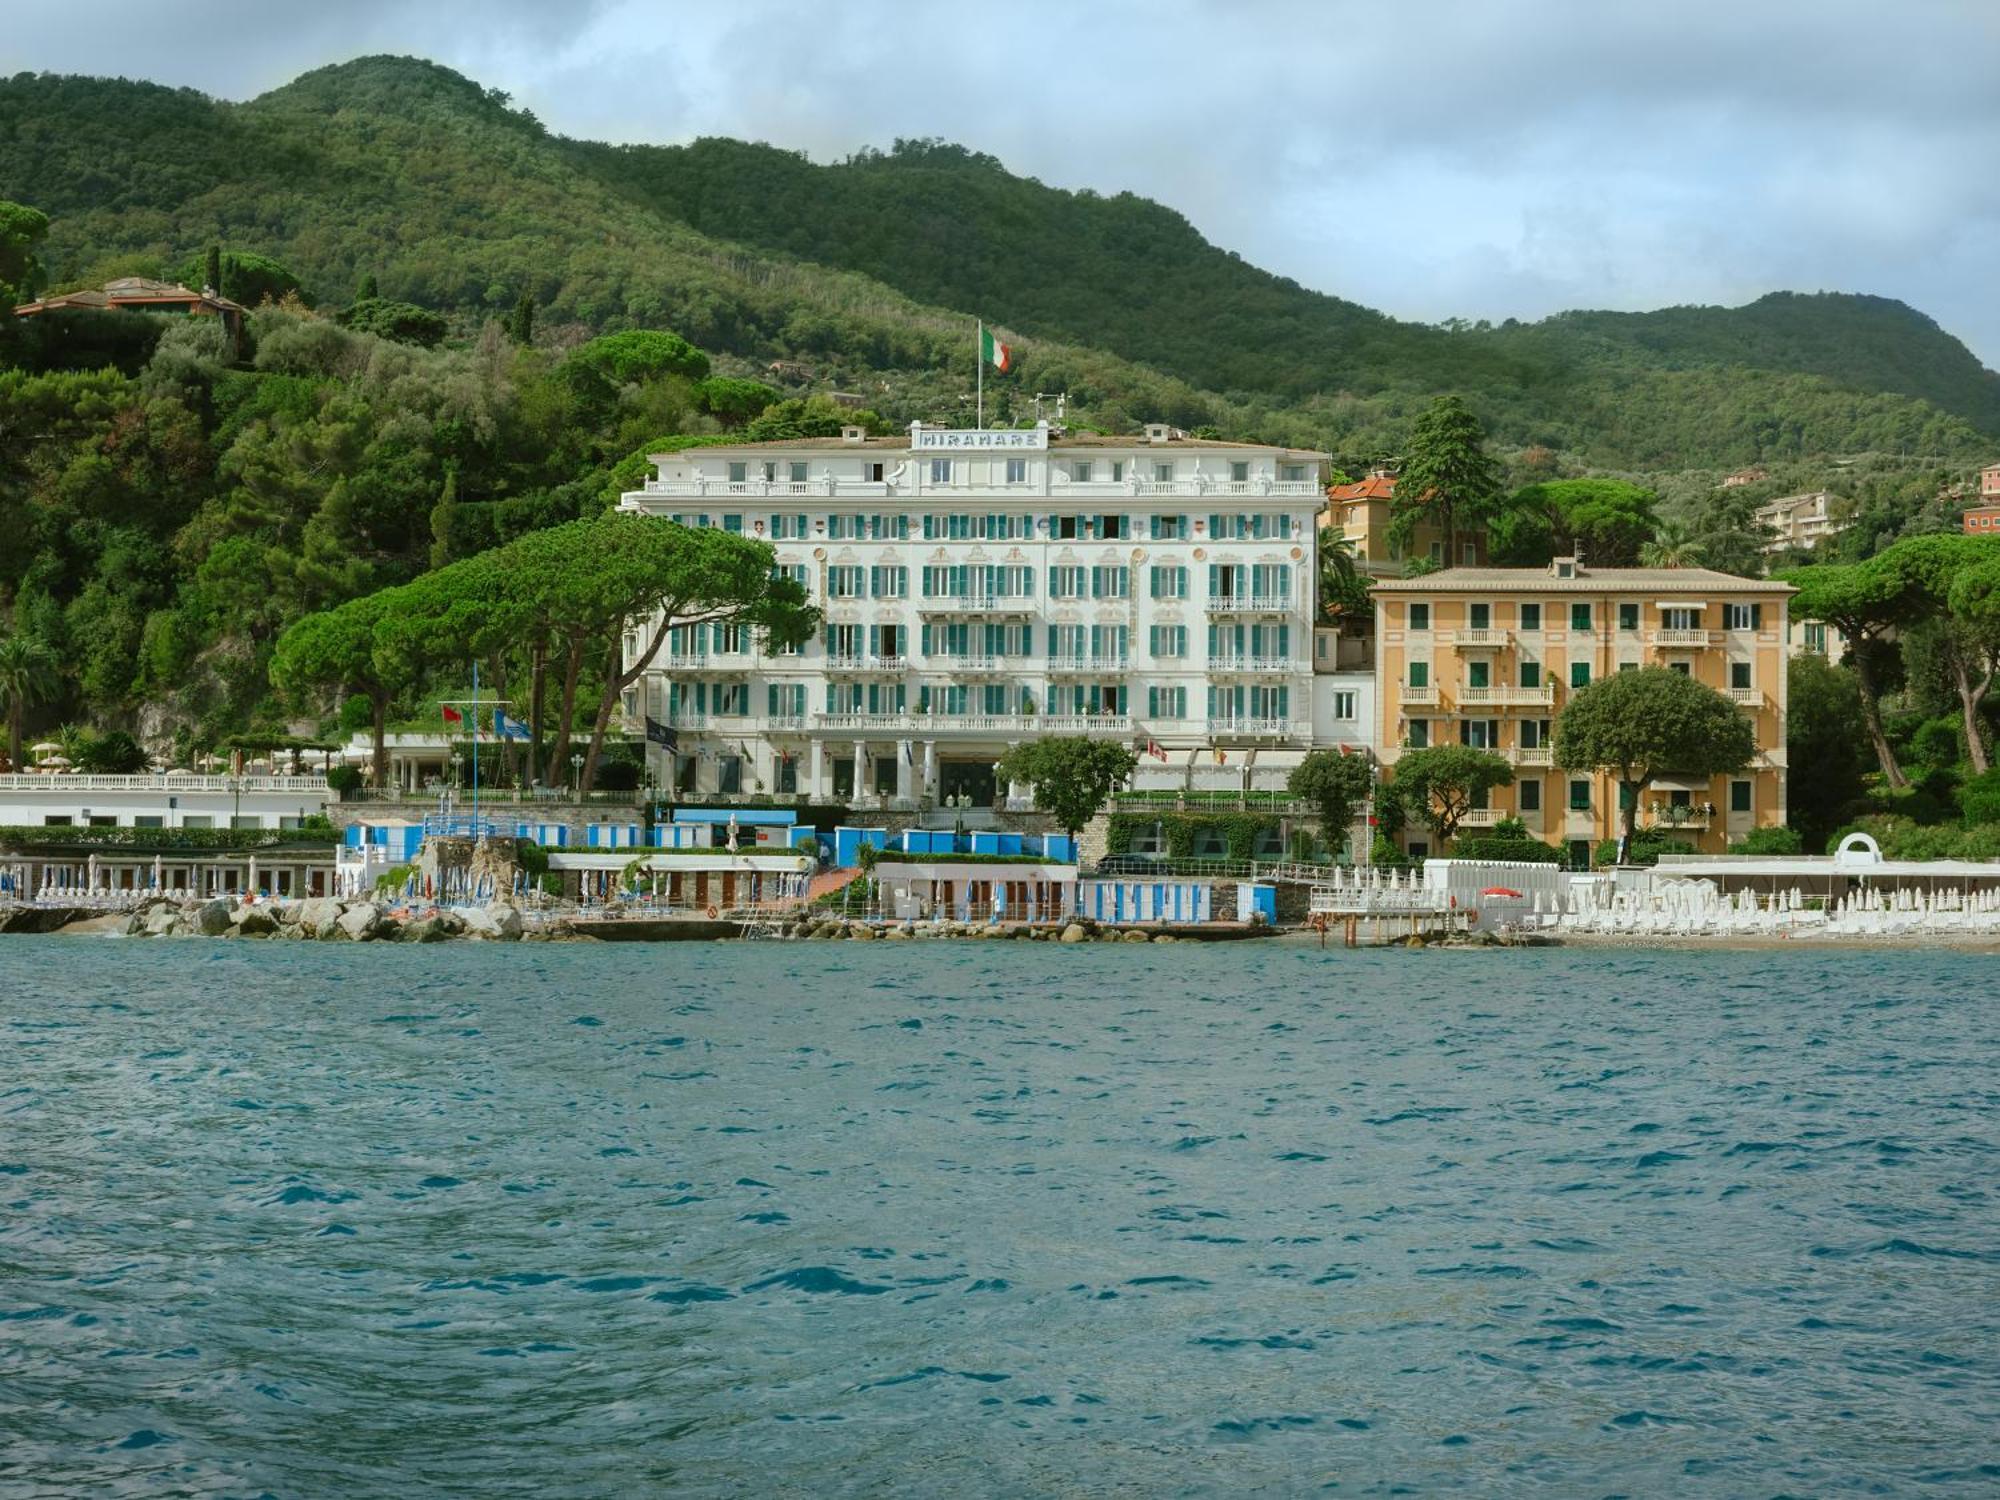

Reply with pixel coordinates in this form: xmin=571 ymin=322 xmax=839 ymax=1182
xmin=981 ymin=325 xmax=1012 ymax=372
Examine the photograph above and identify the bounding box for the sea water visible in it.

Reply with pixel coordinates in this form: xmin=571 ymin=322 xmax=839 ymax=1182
xmin=1 ymin=939 xmax=1995 ymax=1497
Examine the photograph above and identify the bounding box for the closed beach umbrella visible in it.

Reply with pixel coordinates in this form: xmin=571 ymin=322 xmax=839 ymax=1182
xmin=29 ymin=740 xmax=62 ymax=755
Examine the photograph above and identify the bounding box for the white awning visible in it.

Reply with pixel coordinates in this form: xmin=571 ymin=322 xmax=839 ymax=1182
xmin=1650 ymin=775 xmax=1715 ymax=793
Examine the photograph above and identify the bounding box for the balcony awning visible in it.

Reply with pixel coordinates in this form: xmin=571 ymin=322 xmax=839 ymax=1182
xmin=1650 ymin=775 xmax=1716 ymax=793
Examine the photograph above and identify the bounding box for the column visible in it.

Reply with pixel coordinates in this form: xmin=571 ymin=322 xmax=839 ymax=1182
xmin=896 ymin=740 xmax=914 ymax=804
xmin=923 ymin=741 xmax=939 ymax=803
xmin=808 ymin=741 xmax=827 ymax=801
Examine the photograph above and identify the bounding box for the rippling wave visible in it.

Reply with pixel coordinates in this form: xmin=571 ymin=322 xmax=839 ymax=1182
xmin=1 ymin=940 xmax=1995 ymax=1495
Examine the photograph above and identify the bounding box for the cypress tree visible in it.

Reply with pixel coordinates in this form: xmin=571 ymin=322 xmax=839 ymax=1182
xmin=203 ymin=244 xmax=222 ymax=295
xmin=356 ymin=272 xmax=378 ymax=301
xmin=509 ymin=290 xmax=535 ymax=345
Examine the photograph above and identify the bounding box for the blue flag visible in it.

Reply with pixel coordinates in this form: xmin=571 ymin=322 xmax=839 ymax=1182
xmin=492 ymin=711 xmax=532 ymax=742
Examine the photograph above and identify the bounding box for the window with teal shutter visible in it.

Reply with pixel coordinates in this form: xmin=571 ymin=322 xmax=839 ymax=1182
xmin=1570 ymin=662 xmax=1591 ymax=688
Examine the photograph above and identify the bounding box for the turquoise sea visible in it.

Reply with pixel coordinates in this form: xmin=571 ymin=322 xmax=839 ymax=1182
xmin=1 ymin=939 xmax=1995 ymax=1496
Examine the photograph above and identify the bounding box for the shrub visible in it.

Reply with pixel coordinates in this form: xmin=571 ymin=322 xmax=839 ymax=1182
xmin=75 ymin=729 xmax=147 ymax=774
xmin=514 ymin=840 xmax=549 ymax=877
xmin=1592 ymin=832 xmax=1696 ymax=867
xmin=1960 ymin=768 xmax=2000 ymax=827
xmin=326 ymin=765 xmax=362 ymax=796
xmin=1729 ymin=826 xmax=1803 ymax=855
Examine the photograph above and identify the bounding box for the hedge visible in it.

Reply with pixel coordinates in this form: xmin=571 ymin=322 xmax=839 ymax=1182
xmin=1105 ymin=810 xmax=1282 ymax=862
xmin=0 ymin=825 xmax=340 ymax=851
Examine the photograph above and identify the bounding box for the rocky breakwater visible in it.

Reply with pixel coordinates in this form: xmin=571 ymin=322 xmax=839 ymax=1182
xmin=31 ymin=895 xmax=543 ymax=942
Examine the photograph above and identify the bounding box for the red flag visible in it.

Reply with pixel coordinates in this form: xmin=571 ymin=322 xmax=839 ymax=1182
xmin=441 ymin=705 xmax=464 ymax=726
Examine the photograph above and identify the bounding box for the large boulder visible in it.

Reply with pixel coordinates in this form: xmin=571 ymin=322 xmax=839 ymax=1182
xmin=235 ymin=906 xmax=278 ymax=937
xmin=336 ymin=902 xmax=384 ymax=942
xmin=296 ymin=897 xmax=344 ymax=938
xmin=141 ymin=904 xmax=184 ymax=937
xmin=194 ymin=899 xmax=233 ymax=937
xmin=459 ymin=905 xmax=522 ymax=941
xmin=57 ymin=911 xmax=139 ymax=937
xmin=1059 ymin=923 xmax=1088 ymax=944
xmin=399 ymin=915 xmax=448 ymax=943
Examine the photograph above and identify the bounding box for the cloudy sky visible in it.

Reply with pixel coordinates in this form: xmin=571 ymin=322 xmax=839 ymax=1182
xmin=9 ymin=0 xmax=1998 ymax=365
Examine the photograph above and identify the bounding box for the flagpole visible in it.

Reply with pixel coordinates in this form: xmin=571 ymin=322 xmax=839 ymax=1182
xmin=471 ymin=658 xmax=480 ymax=836
xmin=976 ymin=319 xmax=984 ymax=430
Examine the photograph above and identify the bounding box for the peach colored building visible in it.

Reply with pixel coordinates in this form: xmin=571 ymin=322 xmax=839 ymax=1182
xmin=1371 ymin=558 xmax=1793 ymax=863
xmin=1964 ymin=504 xmax=2000 ymax=535
xmin=1980 ymin=463 xmax=2000 ymax=500
xmin=1325 ymin=470 xmax=1486 ymax=576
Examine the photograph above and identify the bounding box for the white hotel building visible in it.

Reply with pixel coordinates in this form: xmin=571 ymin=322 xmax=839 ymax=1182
xmin=616 ymin=422 xmax=1330 ymax=805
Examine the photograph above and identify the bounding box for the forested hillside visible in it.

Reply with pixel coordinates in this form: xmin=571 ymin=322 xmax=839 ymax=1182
xmin=2 ymin=55 xmax=1996 ymax=469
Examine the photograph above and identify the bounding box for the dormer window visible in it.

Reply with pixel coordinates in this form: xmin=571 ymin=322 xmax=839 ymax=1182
xmin=1553 ymin=556 xmax=1579 ymax=579
xmin=1145 ymin=423 xmax=1173 ymax=444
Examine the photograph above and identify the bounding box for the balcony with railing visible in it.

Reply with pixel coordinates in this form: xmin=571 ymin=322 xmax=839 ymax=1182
xmin=1459 ymin=807 xmax=1507 ymax=829
xmin=1458 ymin=683 xmax=1556 ymax=707
xmin=1205 ymin=717 xmax=1301 ymax=740
xmin=1649 ymin=629 xmax=1718 ymax=648
xmin=1728 ymin=686 xmax=1763 ymax=706
xmin=823 ymin=654 xmax=909 ymax=675
xmin=1046 ymin=654 xmax=1131 ymax=675
xmin=0 ymin=773 xmax=330 ymax=794
xmin=931 ymin=654 xmax=1024 ymax=676
xmin=1640 ymin=804 xmax=1714 ymax=832
xmin=916 ymin=593 xmax=1033 ymax=615
xmin=809 ymin=712 xmax=1132 ymax=737
xmin=1513 ymin=745 xmax=1554 ymax=767
xmin=629 ymin=474 xmax=1322 ymax=502
xmin=658 ymin=653 xmax=750 ymax=675
xmin=1206 ymin=655 xmax=1303 ymax=675
xmin=1204 ymin=594 xmax=1292 ymax=615
xmin=1400 ymin=683 xmax=1440 ymax=706
xmin=1449 ymin=628 xmax=1511 ymax=649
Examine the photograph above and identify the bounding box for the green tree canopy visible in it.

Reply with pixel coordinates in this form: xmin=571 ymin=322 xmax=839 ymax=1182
xmin=695 ymin=375 xmax=781 ymax=426
xmin=1872 ymin=534 xmax=2000 ymax=774
xmin=1553 ymin=666 xmax=1756 ymax=859
xmin=1779 ymin=558 xmax=1916 ymax=786
xmin=0 ymin=198 xmax=49 ymax=303
xmin=1785 ymin=654 xmax=1869 ymax=850
xmin=269 ymin=589 xmax=413 ymax=784
xmin=0 ymin=632 xmax=59 ymax=769
xmin=1490 ymin=478 xmax=1661 ymax=567
xmin=336 ymin=297 xmax=447 ymax=347
xmin=995 ymin=737 xmax=1138 ymax=841
xmin=564 ymin=329 xmax=711 ymax=386
xmin=177 ymin=249 xmax=303 ymax=307
xmin=1389 ymin=744 xmax=1514 ymax=845
xmin=1386 ymin=395 xmax=1500 ymax=560
xmin=1288 ymin=748 xmax=1373 ymax=856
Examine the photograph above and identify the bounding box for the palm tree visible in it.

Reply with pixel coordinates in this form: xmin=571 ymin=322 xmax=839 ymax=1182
xmin=1641 ymin=522 xmax=1706 ymax=569
xmin=0 ymin=634 xmax=59 ymax=770
xmin=1316 ymin=527 xmax=1364 ymax=625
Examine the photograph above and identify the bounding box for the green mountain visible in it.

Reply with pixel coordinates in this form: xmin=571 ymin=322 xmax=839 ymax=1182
xmin=3 ymin=54 xmax=1997 ymax=469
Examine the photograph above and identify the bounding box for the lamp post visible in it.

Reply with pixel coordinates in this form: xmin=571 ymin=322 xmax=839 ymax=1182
xmin=570 ymin=752 xmax=583 ymax=795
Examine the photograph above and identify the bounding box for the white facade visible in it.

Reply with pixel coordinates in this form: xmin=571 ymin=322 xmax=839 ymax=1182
xmin=0 ymin=774 xmax=331 ymax=831
xmin=618 ymin=423 xmax=1327 ymax=805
